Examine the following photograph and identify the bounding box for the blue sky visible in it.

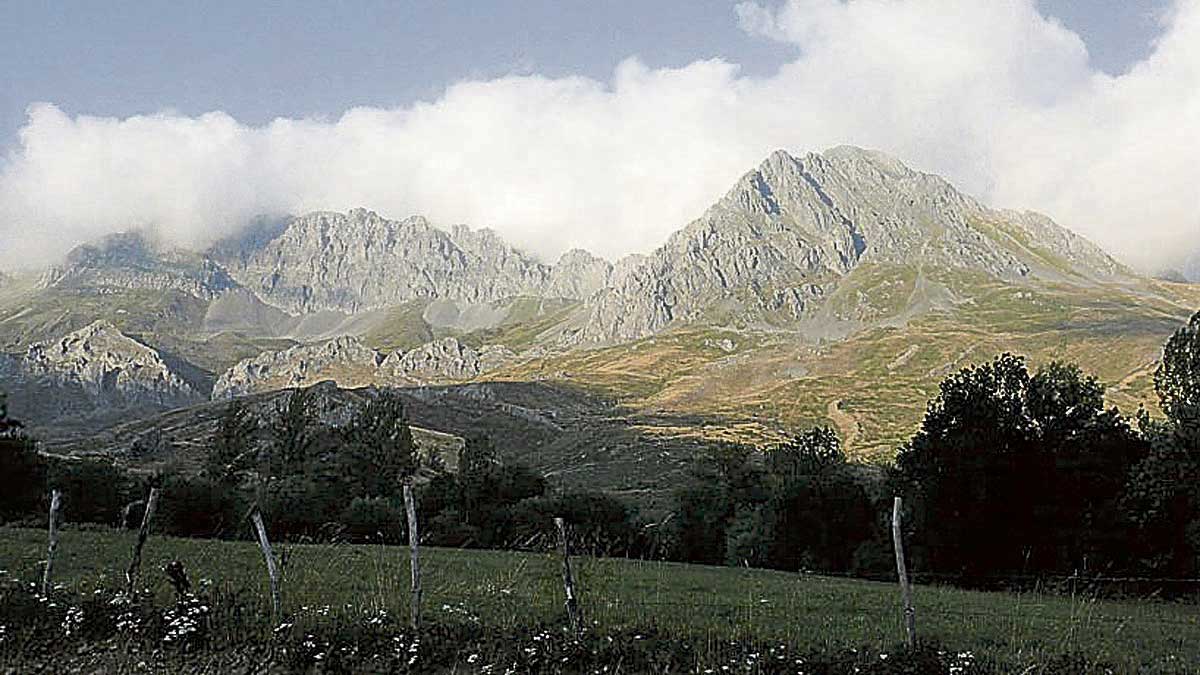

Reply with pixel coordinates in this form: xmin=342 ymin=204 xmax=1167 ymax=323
xmin=0 ymin=0 xmax=1170 ymax=149
xmin=0 ymin=0 xmax=1195 ymax=273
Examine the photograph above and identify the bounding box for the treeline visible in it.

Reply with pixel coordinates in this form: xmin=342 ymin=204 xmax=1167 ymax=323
xmin=0 ymin=386 xmax=645 ymax=555
xmin=662 ymin=311 xmax=1200 ymax=584
xmin=3 ymin=310 xmax=1200 ymax=587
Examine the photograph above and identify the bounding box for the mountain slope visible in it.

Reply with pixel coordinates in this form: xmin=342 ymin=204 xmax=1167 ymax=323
xmin=574 ymin=147 xmax=1128 ymax=343
xmin=1 ymin=146 xmax=1195 ymax=471
xmin=212 ymin=209 xmax=610 ymax=314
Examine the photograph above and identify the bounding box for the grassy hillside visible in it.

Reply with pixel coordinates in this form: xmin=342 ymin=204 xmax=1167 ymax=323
xmin=494 ymin=278 xmax=1200 ymax=461
xmin=0 ymin=527 xmax=1195 ymax=672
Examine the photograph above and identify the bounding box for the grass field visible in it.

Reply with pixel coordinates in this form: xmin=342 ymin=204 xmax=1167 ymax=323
xmin=2 ymin=527 xmax=1197 ymax=672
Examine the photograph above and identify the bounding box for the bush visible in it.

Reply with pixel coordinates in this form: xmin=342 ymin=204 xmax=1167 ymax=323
xmin=340 ymin=496 xmax=404 ymax=544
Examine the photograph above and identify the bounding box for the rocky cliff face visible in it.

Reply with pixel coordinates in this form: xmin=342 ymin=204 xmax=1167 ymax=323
xmin=21 ymin=320 xmax=202 ymax=407
xmin=213 ymin=335 xmax=519 ymax=399
xmin=213 ymin=209 xmax=574 ymax=314
xmin=41 ymin=232 xmax=237 ymax=300
xmin=0 ymin=320 xmax=205 ymax=439
xmin=572 ymin=147 xmax=1128 ymax=342
xmin=212 ymin=335 xmax=384 ymax=399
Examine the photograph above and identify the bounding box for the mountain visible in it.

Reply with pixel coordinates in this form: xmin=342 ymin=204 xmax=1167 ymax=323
xmin=2 ymin=146 xmax=1197 ymax=470
xmin=211 ymin=335 xmax=518 ymax=399
xmin=1 ymin=320 xmax=205 ymax=439
xmin=211 ymin=209 xmax=605 ymax=314
xmin=574 ymin=147 xmax=1127 ymax=343
xmin=41 ymin=231 xmax=238 ymax=300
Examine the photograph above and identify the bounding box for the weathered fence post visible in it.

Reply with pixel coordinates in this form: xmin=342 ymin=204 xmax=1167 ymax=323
xmin=249 ymin=505 xmax=282 ymax=618
xmin=554 ymin=517 xmax=582 ymax=637
xmin=892 ymin=496 xmax=916 ymax=647
xmin=125 ymin=487 xmax=160 ymax=596
xmin=403 ymin=482 xmax=422 ymax=630
xmin=41 ymin=490 xmax=62 ymax=596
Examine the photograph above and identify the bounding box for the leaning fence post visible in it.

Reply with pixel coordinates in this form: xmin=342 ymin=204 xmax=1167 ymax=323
xmin=41 ymin=490 xmax=62 ymax=596
xmin=249 ymin=505 xmax=282 ymax=618
xmin=403 ymin=481 xmax=422 ymax=630
xmin=125 ymin=487 xmax=160 ymax=596
xmin=892 ymin=496 xmax=916 ymax=647
xmin=554 ymin=517 xmax=583 ymax=637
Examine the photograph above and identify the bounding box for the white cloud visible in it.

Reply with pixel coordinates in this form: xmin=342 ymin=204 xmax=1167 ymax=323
xmin=1 ymin=0 xmax=1197 ymax=273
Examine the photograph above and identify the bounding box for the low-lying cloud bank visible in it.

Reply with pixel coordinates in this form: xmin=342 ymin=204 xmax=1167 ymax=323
xmin=1 ymin=0 xmax=1198 ymax=274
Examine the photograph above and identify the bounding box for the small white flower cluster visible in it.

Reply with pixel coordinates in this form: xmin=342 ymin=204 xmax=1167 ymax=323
xmin=299 ymin=633 xmax=332 ymax=662
xmin=61 ymin=605 xmax=84 ymax=638
xmin=439 ymin=602 xmax=481 ymax=623
xmin=365 ymin=608 xmax=389 ymax=627
xmin=390 ymin=634 xmax=421 ymax=667
xmin=948 ymin=650 xmax=975 ymax=675
xmin=161 ymin=594 xmax=209 ymax=646
xmin=108 ymin=593 xmax=141 ymax=635
xmin=698 ymin=639 xmax=807 ymax=674
xmin=0 ymin=624 xmax=8 ymax=644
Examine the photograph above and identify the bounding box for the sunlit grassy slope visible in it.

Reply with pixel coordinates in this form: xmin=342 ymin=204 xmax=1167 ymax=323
xmin=492 ymin=277 xmax=1200 ymax=461
xmin=1 ymin=527 xmax=1195 ymax=672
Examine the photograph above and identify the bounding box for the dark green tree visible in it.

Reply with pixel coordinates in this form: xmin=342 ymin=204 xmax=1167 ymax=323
xmin=269 ymin=387 xmax=316 ymax=476
xmin=896 ymin=354 xmax=1144 ymax=580
xmin=339 ymin=389 xmax=417 ymax=498
xmin=1154 ymin=310 xmax=1200 ymax=445
xmin=205 ymin=400 xmax=256 ymax=482
xmin=669 ymin=443 xmax=763 ymax=566
xmin=762 ymin=429 xmax=875 ymax=573
xmin=1122 ymin=310 xmax=1200 ymax=575
xmin=0 ymin=393 xmax=44 ymax=523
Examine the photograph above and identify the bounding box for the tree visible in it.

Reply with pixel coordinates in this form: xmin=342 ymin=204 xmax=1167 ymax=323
xmin=1154 ymin=310 xmax=1200 ymax=446
xmin=1122 ymin=310 xmax=1200 ymax=575
xmin=767 ymin=426 xmax=843 ymax=480
xmin=668 ymin=433 xmax=877 ymax=573
xmin=339 ymin=389 xmax=417 ymax=498
xmin=268 ymin=387 xmax=317 ymax=477
xmin=895 ymin=354 xmax=1144 ymax=580
xmin=0 ymin=393 xmax=44 ymax=523
xmin=205 ymin=400 xmax=256 ymax=482
xmin=763 ymin=430 xmax=875 ymax=573
xmin=0 ymin=392 xmax=23 ymax=437
xmin=668 ymin=443 xmax=762 ymax=565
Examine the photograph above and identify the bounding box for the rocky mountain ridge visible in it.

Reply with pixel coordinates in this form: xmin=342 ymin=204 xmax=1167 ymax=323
xmin=0 ymin=320 xmax=206 ymax=438
xmin=212 ymin=209 xmax=614 ymax=314
xmin=572 ymin=146 xmax=1128 ymax=342
xmin=21 ymin=320 xmax=201 ymax=406
xmin=4 ymin=145 xmax=1183 ymax=464
xmin=212 ymin=334 xmax=520 ymax=399
xmin=28 ymin=147 xmax=1130 ymax=350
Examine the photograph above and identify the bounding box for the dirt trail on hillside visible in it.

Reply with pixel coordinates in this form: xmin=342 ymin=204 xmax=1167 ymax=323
xmin=827 ymin=399 xmax=861 ymax=453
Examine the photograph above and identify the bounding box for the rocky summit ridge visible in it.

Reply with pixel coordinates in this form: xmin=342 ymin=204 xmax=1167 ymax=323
xmin=211 ymin=210 xmax=613 ymax=314
xmin=21 ymin=320 xmax=201 ymax=406
xmin=573 ymin=146 xmax=1128 ymax=342
xmin=29 ymin=147 xmax=1130 ymax=348
xmin=212 ymin=335 xmax=519 ymax=399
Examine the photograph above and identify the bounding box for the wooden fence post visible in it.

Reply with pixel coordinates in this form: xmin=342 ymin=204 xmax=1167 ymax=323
xmin=403 ymin=482 xmax=422 ymax=630
xmin=249 ymin=505 xmax=282 ymax=618
xmin=892 ymin=496 xmax=916 ymax=647
xmin=554 ymin=517 xmax=582 ymax=637
xmin=125 ymin=487 xmax=159 ymax=596
xmin=41 ymin=490 xmax=62 ymax=596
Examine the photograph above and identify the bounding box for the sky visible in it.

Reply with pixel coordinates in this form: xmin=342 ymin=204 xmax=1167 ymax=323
xmin=0 ymin=0 xmax=1195 ymax=273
